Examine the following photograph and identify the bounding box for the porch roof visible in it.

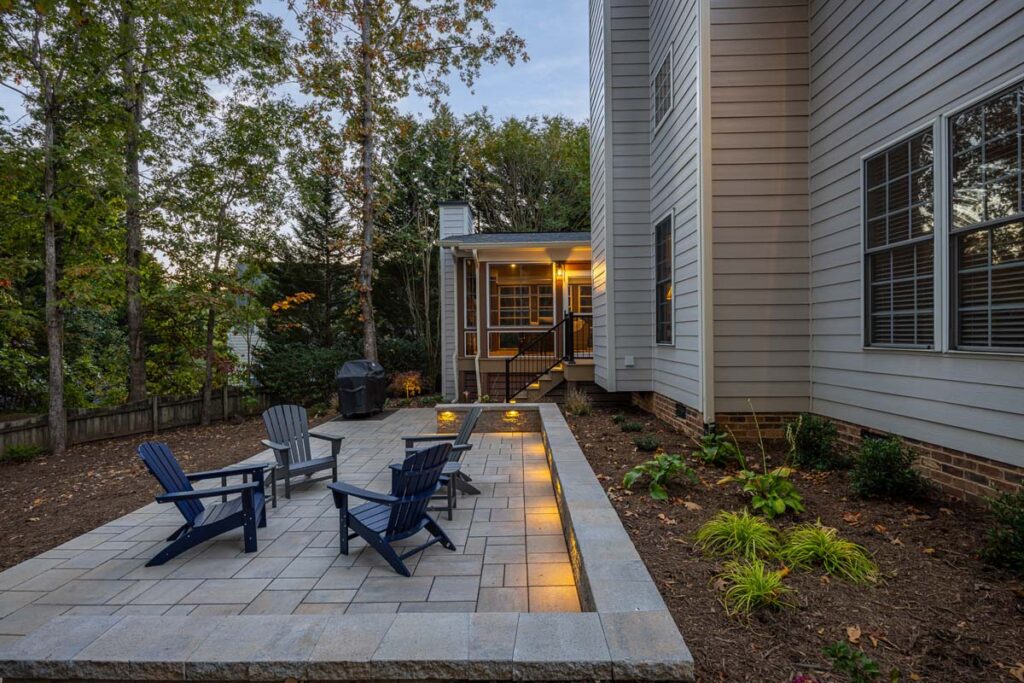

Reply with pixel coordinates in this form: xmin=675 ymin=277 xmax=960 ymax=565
xmin=440 ymin=231 xmax=591 ymax=248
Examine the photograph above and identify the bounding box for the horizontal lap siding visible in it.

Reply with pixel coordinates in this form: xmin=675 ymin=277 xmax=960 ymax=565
xmin=711 ymin=0 xmax=811 ymax=413
xmin=650 ymin=0 xmax=702 ymax=408
xmin=590 ymin=0 xmax=610 ymax=387
xmin=808 ymin=0 xmax=1024 ymax=467
xmin=607 ymin=0 xmax=655 ymax=391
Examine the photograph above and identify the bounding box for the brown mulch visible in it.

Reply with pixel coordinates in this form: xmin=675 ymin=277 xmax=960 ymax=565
xmin=565 ymin=406 xmax=1024 ymax=683
xmin=0 ymin=414 xmax=328 ymax=572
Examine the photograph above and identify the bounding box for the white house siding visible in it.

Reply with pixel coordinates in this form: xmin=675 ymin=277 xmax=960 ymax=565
xmin=710 ymin=0 xmax=811 ymax=414
xmin=590 ymin=0 xmax=611 ymax=388
xmin=590 ymin=0 xmax=655 ymax=392
xmin=439 ymin=203 xmax=473 ymax=400
xmin=808 ymin=0 xmax=1024 ymax=466
xmin=650 ymin=0 xmax=703 ymax=410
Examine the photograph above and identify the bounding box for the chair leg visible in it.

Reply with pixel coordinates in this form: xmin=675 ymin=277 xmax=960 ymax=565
xmin=447 ymin=479 xmax=454 ymax=521
xmin=365 ymin=534 xmax=412 ymax=577
xmin=424 ymin=516 xmax=457 ymax=552
xmin=166 ymin=523 xmax=189 ymax=542
xmin=339 ymin=509 xmax=349 ymax=555
xmin=454 ymin=473 xmax=481 ymax=495
xmin=258 ymin=506 xmax=267 ymax=528
xmin=285 ymin=475 xmax=291 ymax=500
xmin=243 ymin=514 xmax=258 ymax=554
xmin=147 ymin=529 xmax=197 ymax=567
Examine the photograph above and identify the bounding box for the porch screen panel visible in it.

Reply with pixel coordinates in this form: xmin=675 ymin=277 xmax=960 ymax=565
xmin=950 ymin=82 xmax=1024 ymax=350
xmin=864 ymin=130 xmax=934 ymax=347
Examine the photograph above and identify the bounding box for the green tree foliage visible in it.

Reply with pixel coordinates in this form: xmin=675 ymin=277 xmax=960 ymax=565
xmin=468 ymin=113 xmax=590 ymax=232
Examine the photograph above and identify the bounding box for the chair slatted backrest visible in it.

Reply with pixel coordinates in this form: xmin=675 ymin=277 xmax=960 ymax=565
xmin=137 ymin=442 xmax=204 ymax=525
xmin=455 ymin=407 xmax=482 ymax=447
xmin=263 ymin=404 xmax=313 ymax=465
xmin=387 ymin=443 xmax=452 ymax=537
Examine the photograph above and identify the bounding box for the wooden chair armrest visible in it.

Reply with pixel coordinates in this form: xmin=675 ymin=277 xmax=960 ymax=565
xmin=261 ymin=439 xmax=289 ymax=452
xmin=187 ymin=464 xmax=268 ymax=481
xmin=328 ymin=482 xmax=397 ymax=506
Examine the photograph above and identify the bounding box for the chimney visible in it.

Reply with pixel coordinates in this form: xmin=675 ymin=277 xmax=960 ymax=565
xmin=439 ymin=200 xmax=474 ymax=239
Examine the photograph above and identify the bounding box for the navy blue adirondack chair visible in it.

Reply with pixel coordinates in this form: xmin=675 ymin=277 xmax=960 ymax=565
xmin=402 ymin=407 xmax=482 ymax=519
xmin=137 ymin=442 xmax=268 ymax=566
xmin=262 ymin=404 xmax=344 ymax=499
xmin=328 ymin=443 xmax=456 ymax=577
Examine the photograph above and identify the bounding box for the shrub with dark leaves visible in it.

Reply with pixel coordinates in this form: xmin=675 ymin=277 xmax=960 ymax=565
xmin=849 ymin=436 xmax=926 ymax=499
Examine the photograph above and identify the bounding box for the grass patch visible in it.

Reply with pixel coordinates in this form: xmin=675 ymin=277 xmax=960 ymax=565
xmin=694 ymin=510 xmax=781 ymax=560
xmin=781 ymin=522 xmax=877 ymax=584
xmin=0 ymin=444 xmax=44 ymax=464
xmin=717 ymin=559 xmax=793 ymax=615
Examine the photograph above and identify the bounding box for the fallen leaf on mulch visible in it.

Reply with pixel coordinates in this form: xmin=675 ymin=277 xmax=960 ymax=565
xmin=1009 ymin=662 xmax=1024 ymax=682
xmin=658 ymin=513 xmax=678 ymax=525
xmin=843 ymin=511 xmax=862 ymax=525
xmin=873 ymin=523 xmax=888 ymax=534
xmin=846 ymin=625 xmax=862 ymax=644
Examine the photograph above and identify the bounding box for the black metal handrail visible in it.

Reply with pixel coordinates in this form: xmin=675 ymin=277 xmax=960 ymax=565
xmin=504 ymin=312 xmax=597 ymax=402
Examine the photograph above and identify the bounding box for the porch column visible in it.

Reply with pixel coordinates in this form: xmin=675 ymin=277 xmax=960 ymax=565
xmin=439 ymin=201 xmax=474 ymax=400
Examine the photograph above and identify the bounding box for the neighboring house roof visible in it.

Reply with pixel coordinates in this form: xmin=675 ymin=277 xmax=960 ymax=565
xmin=440 ymin=231 xmax=591 ymax=248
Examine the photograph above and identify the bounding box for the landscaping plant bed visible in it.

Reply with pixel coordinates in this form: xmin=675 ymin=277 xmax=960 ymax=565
xmin=565 ymin=406 xmax=1024 ymax=683
xmin=0 ymin=414 xmax=329 ymax=571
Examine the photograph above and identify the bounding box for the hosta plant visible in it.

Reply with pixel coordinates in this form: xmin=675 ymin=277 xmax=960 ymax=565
xmin=693 ymin=431 xmax=745 ymax=468
xmin=724 ymin=468 xmax=805 ymax=519
xmin=694 ymin=510 xmax=781 ymax=560
xmin=623 ymin=453 xmax=696 ymax=500
xmin=823 ymin=641 xmax=882 ymax=683
xmin=717 ymin=559 xmax=793 ymax=615
xmin=781 ymin=522 xmax=877 ymax=583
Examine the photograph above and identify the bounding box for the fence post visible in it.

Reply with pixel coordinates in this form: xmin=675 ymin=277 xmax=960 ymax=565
xmin=222 ymin=385 xmax=229 ymax=420
xmin=152 ymin=396 xmax=159 ymax=435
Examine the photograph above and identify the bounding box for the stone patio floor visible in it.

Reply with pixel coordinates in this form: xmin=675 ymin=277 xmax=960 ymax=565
xmin=0 ymin=408 xmax=579 ymax=642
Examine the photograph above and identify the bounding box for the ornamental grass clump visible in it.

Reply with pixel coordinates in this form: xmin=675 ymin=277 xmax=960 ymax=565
xmin=694 ymin=510 xmax=781 ymax=561
xmin=781 ymin=522 xmax=877 ymax=584
xmin=717 ymin=559 xmax=793 ymax=615
xmin=563 ymin=386 xmax=592 ymax=416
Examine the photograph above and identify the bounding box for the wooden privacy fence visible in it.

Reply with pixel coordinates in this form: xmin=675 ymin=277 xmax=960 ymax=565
xmin=0 ymin=386 xmax=270 ymax=455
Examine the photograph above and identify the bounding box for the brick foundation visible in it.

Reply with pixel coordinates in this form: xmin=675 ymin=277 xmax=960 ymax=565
xmin=632 ymin=392 xmax=705 ymax=439
xmin=830 ymin=417 xmax=1022 ymax=504
xmin=632 ymin=391 xmax=1023 ymax=504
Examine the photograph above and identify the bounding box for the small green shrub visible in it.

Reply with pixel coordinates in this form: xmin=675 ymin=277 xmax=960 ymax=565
xmin=850 ymin=436 xmax=926 ymax=499
xmin=563 ymin=386 xmax=592 ymax=416
xmin=717 ymin=559 xmax=793 ymax=615
xmin=1 ymin=444 xmax=44 ymax=464
xmin=633 ymin=434 xmax=661 ymax=452
xmin=620 ymin=420 xmax=644 ymax=433
xmin=694 ymin=510 xmax=780 ymax=560
xmin=823 ymin=641 xmax=881 ymax=683
xmin=623 ymin=453 xmax=696 ymax=500
xmin=612 ymin=412 xmax=627 ymax=424
xmin=724 ymin=468 xmax=805 ymax=519
xmin=693 ymin=431 xmax=745 ymax=468
xmin=982 ymin=491 xmax=1024 ymax=575
xmin=785 ymin=413 xmax=840 ymax=471
xmin=781 ymin=522 xmax=877 ymax=583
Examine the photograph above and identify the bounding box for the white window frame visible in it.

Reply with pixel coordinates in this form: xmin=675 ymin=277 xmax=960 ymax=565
xmin=652 ymin=45 xmax=673 ymax=135
xmin=858 ymin=73 xmax=1024 ymax=357
xmin=654 ymin=210 xmax=675 ymax=346
xmin=859 ymin=121 xmax=939 ymax=350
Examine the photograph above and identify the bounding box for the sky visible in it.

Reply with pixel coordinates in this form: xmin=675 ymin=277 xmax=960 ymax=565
xmin=0 ymin=0 xmax=590 ymax=126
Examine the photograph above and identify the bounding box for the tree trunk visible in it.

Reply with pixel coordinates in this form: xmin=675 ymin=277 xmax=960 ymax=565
xmin=42 ymin=93 xmax=66 ymax=455
xmin=121 ymin=5 xmax=147 ymax=401
xmin=357 ymin=0 xmax=377 ymax=361
xmin=200 ymin=235 xmax=224 ymax=426
xmin=200 ymin=303 xmax=216 ymax=426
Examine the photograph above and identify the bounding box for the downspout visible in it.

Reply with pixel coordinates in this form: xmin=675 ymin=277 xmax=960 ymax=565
xmin=473 ymin=249 xmax=483 ymax=400
xmin=697 ymin=0 xmax=716 ymax=426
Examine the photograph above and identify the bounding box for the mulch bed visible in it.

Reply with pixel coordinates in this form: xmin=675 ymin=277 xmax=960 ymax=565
xmin=566 ymin=406 xmax=1024 ymax=683
xmin=0 ymin=414 xmax=328 ymax=572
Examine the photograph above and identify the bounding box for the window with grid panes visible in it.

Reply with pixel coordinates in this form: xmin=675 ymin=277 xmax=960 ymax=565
xmin=655 ymin=216 xmax=673 ymax=344
xmin=653 ymin=51 xmax=672 ymax=130
xmin=950 ymin=82 xmax=1024 ymax=351
xmin=864 ymin=131 xmax=935 ymax=347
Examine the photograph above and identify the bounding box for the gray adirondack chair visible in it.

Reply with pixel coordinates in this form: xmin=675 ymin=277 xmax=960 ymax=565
xmin=261 ymin=404 xmax=345 ymax=499
xmin=402 ymin=407 xmax=482 ymax=519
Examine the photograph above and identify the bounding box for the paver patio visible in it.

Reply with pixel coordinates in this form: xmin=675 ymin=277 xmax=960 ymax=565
xmin=0 ymin=409 xmax=578 ymax=625
xmin=0 ymin=404 xmax=692 ymax=680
